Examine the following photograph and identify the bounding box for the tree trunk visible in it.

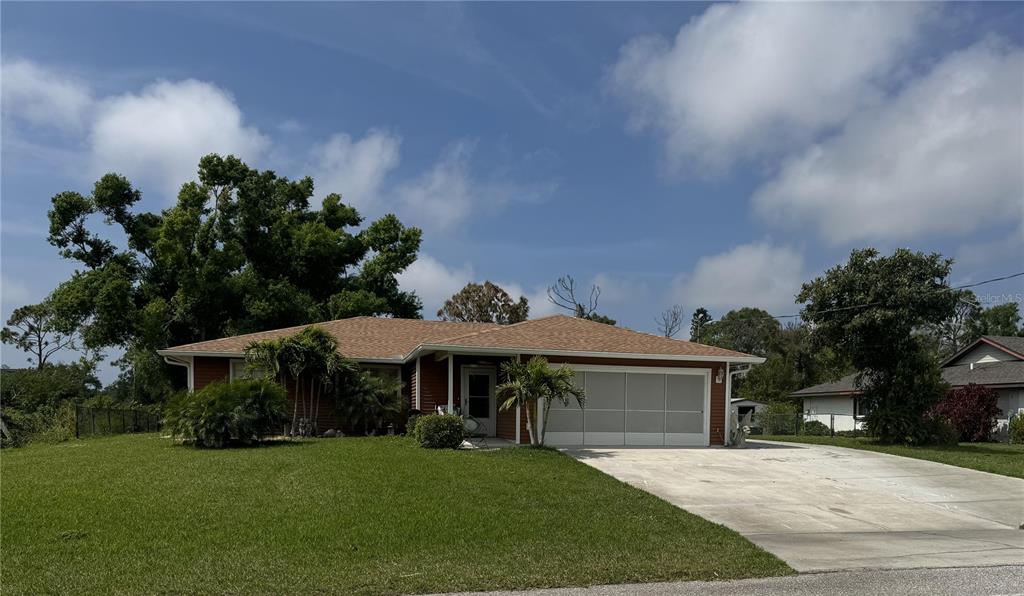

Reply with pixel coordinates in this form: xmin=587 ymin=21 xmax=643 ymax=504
xmin=524 ymin=402 xmax=536 ymax=445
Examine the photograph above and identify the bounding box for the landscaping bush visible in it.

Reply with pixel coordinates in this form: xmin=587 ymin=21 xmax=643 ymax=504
xmin=930 ymin=384 xmax=1001 ymax=442
xmin=802 ymin=420 xmax=831 ymax=436
xmin=913 ymin=415 xmax=959 ymax=447
xmin=164 ymin=379 xmax=288 ymax=448
xmin=755 ymin=402 xmax=799 ymax=435
xmin=1008 ymin=414 xmax=1024 ymax=445
xmin=412 ymin=413 xmax=466 ymax=449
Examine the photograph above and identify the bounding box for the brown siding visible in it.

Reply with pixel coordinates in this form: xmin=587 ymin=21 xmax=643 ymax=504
xmin=402 ymin=362 xmax=416 ymax=412
xmin=193 ymin=356 xmax=230 ymax=390
xmin=417 ymin=356 xmax=449 ymax=413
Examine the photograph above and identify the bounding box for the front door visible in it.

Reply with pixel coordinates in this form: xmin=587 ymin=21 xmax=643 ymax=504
xmin=461 ymin=367 xmax=496 ymax=437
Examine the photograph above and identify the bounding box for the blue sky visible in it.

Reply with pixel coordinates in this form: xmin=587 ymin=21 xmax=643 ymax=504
xmin=2 ymin=2 xmax=1023 ymax=381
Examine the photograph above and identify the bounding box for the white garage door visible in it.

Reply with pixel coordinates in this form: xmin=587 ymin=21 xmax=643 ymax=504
xmin=544 ymin=365 xmax=711 ymax=447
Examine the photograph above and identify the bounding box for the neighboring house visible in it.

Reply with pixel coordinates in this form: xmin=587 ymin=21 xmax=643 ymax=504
xmin=793 ymin=335 xmax=1024 ymax=434
xmin=157 ymin=315 xmax=763 ymax=446
xmin=731 ymin=398 xmax=767 ymax=429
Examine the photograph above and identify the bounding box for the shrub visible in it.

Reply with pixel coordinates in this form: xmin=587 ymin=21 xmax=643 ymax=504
xmin=164 ymin=379 xmax=288 ymax=448
xmin=755 ymin=402 xmax=799 ymax=435
xmin=802 ymin=420 xmax=831 ymax=436
xmin=929 ymin=384 xmax=1001 ymax=442
xmin=1009 ymin=414 xmax=1024 ymax=445
xmin=912 ymin=415 xmax=959 ymax=447
xmin=412 ymin=413 xmax=466 ymax=449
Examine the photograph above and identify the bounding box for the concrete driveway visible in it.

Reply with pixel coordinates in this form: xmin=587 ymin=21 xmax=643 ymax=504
xmin=569 ymin=441 xmax=1024 ymax=572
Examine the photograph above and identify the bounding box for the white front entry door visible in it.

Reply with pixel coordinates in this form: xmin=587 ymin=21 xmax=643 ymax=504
xmin=461 ymin=366 xmax=497 ymax=436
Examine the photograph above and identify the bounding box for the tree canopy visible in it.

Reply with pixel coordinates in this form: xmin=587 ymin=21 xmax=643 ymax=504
xmin=700 ymin=307 xmax=780 ymax=358
xmin=797 ymin=248 xmax=958 ymax=444
xmin=36 ymin=154 xmax=423 ymax=402
xmin=437 ymin=281 xmax=529 ymax=324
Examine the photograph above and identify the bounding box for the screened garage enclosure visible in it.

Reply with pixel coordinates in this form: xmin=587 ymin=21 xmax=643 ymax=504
xmin=544 ymin=365 xmax=711 ymax=446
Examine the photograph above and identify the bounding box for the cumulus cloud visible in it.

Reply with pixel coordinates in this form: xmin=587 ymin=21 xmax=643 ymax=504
xmin=309 ymin=130 xmax=402 ymax=208
xmin=608 ymin=2 xmax=930 ymax=171
xmin=396 ymin=254 xmax=475 ymax=317
xmin=1 ymin=59 xmax=94 ymax=130
xmin=673 ymin=243 xmax=804 ymax=314
xmin=395 ymin=140 xmax=478 ymax=231
xmin=754 ymin=39 xmax=1024 ymax=245
xmin=90 ymin=79 xmax=269 ymax=198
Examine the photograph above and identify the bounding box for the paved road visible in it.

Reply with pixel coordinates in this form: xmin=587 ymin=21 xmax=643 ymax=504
xmin=568 ymin=440 xmax=1024 ymax=571
xmin=440 ymin=566 xmax=1024 ymax=596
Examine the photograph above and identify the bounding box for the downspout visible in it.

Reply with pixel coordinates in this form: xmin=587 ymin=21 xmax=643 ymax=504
xmin=726 ymin=364 xmax=751 ymax=446
xmin=163 ymin=355 xmax=195 ymax=392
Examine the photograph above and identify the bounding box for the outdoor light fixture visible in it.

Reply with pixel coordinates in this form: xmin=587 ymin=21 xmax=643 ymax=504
xmin=715 ymin=367 xmax=724 ymax=384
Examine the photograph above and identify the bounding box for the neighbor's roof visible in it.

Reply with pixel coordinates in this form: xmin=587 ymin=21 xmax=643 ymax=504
xmin=940 ymin=335 xmax=1024 ymax=366
xmin=793 ymin=360 xmax=1024 ymax=398
xmin=158 ymin=314 xmax=761 ymax=363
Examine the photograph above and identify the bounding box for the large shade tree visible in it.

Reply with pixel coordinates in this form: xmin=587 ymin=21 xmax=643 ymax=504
xmin=437 ymin=281 xmax=529 ymax=324
xmin=797 ymin=248 xmax=958 ymax=444
xmin=40 ymin=154 xmax=423 ymax=402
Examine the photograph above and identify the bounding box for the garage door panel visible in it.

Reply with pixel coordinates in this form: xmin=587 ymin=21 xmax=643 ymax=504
xmin=667 ymin=375 xmax=705 ymax=411
xmin=583 ymin=431 xmax=625 ymax=445
xmin=626 ymin=432 xmax=664 ymax=446
xmin=546 ymin=409 xmax=583 ymax=432
xmin=666 ymin=411 xmax=704 ymax=434
xmin=585 ymin=410 xmax=624 ymax=432
xmin=586 ymin=372 xmax=625 ymax=409
xmin=626 ymin=373 xmax=664 ymax=410
xmin=551 ymin=372 xmax=586 ymax=410
xmin=626 ymin=410 xmax=664 ymax=433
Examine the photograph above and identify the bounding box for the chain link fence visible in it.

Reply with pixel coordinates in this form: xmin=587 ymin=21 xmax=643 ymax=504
xmin=746 ymin=412 xmax=867 ymax=438
xmin=75 ymin=405 xmax=162 ymax=438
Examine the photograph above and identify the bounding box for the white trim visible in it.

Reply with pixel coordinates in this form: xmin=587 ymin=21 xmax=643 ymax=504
xmin=163 ymin=355 xmax=195 ymax=392
xmin=413 ymin=344 xmax=764 ymax=364
xmin=158 ymin=345 xmax=764 ymax=367
xmin=515 ymin=403 xmax=521 ymax=445
xmin=724 ymin=362 xmax=731 ymax=446
xmin=447 ymin=356 xmax=454 ymax=412
xmin=558 ymin=363 xmax=711 ymax=376
xmin=415 ymin=356 xmax=421 ymax=410
xmin=461 ymin=365 xmax=497 ymax=437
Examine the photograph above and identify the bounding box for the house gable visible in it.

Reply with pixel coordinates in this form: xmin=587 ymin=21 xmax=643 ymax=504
xmin=944 ymin=336 xmax=1024 ymax=368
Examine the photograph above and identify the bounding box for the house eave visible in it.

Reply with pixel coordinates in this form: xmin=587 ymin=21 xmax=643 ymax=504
xmin=408 ymin=344 xmax=765 ymax=364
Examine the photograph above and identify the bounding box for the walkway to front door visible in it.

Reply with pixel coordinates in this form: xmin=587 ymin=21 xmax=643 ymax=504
xmin=568 ymin=441 xmax=1024 ymax=572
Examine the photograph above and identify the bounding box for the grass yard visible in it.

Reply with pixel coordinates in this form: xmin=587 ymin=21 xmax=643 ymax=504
xmin=1 ymin=435 xmax=791 ymax=595
xmin=756 ymin=435 xmax=1024 ymax=479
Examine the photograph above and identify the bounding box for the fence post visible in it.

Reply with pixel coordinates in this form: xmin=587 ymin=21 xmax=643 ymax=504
xmin=121 ymin=410 xmax=126 ymax=433
xmin=91 ymin=410 xmax=96 ymax=435
xmin=75 ymin=405 xmax=80 ymax=439
xmin=831 ymin=414 xmax=835 ymax=437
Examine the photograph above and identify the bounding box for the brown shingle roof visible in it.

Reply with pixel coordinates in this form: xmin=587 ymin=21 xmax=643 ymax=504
xmin=159 ymin=317 xmax=499 ymax=360
xmin=159 ymin=314 xmax=761 ymax=362
xmin=427 ymin=315 xmax=759 ymax=360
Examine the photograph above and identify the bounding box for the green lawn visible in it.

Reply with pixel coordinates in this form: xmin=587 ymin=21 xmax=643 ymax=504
xmin=1 ymin=435 xmax=790 ymax=595
xmin=756 ymin=435 xmax=1024 ymax=479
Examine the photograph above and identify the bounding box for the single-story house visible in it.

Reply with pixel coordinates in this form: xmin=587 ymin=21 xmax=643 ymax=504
xmin=793 ymin=335 xmax=1024 ymax=434
xmin=157 ymin=315 xmax=763 ymax=446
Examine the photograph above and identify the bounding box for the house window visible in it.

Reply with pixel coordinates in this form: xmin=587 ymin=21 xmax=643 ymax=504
xmin=230 ymin=359 xmax=268 ymax=381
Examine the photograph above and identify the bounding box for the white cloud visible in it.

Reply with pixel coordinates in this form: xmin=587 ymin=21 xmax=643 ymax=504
xmin=1 ymin=59 xmax=94 ymax=130
xmin=672 ymin=243 xmax=804 ymax=314
xmin=396 ymin=254 xmax=474 ymax=317
xmin=90 ymin=79 xmax=269 ymax=198
xmin=754 ymin=39 xmax=1024 ymax=245
xmin=309 ymin=130 xmax=401 ymax=208
xmin=608 ymin=2 xmax=930 ymax=171
xmin=395 ymin=140 xmax=477 ymax=231
xmin=497 ymin=281 xmax=559 ymax=319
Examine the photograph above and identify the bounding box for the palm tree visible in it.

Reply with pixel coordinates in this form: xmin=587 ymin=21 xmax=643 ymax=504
xmin=496 ymin=356 xmax=584 ymax=446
